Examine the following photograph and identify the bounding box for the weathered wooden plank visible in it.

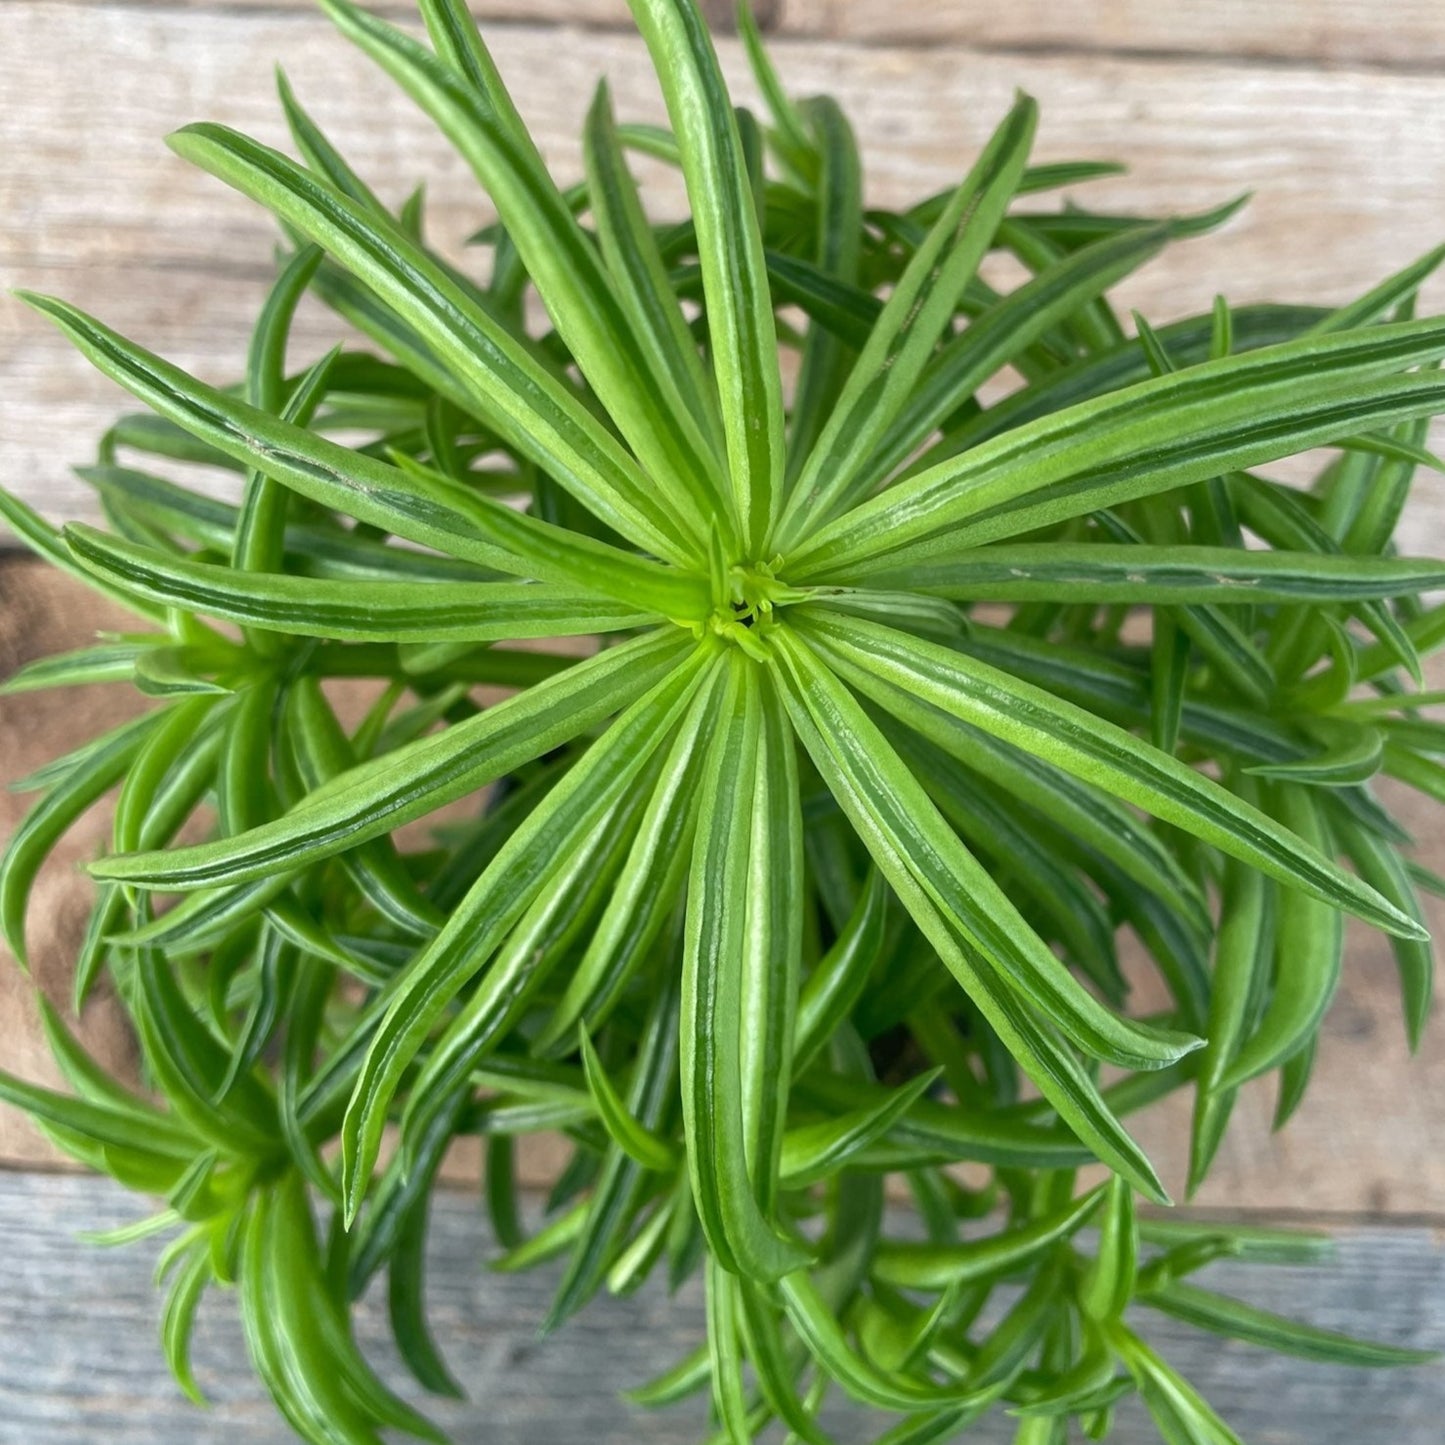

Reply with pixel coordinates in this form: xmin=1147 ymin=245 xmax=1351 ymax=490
xmin=5 ymin=3 xmax=1445 ymax=546
xmin=807 ymin=0 xmax=1445 ymax=69
xmin=94 ymin=0 xmax=1445 ymax=69
xmin=0 ymin=1170 xmax=1439 ymax=1444
xmin=113 ymin=0 xmax=783 ymax=34
xmin=2 ymin=562 xmax=1443 ymax=1214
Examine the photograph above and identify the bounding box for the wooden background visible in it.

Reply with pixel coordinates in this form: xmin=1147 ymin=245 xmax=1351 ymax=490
xmin=2 ymin=1 xmax=1444 ymax=1440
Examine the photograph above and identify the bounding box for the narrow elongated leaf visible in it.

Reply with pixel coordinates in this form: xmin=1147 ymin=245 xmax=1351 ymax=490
xmin=776 ymin=630 xmax=1198 ymax=1070
xmin=781 ymin=1070 xmax=940 ymax=1188
xmin=1189 ymin=854 xmax=1273 ymax=1194
xmin=854 ymin=224 xmax=1170 ymax=500
xmin=535 ymin=679 xmax=716 ymax=1050
xmin=1336 ymin=818 xmax=1434 ymax=1048
xmin=548 ymin=971 xmax=682 ymax=1328
xmin=92 ymin=628 xmax=691 ymax=890
xmin=1220 ymin=784 xmax=1344 ymax=1086
xmin=0 ymin=640 xmax=157 ymax=696
xmin=873 ymin=1186 xmax=1104 ymax=1289
xmin=1080 ymin=1174 xmax=1137 ymax=1321
xmin=168 ymin=122 xmax=699 ymax=566
xmin=790 ymin=319 xmax=1445 ymax=578
xmin=785 ymin=95 xmax=863 ymax=481
xmin=792 ymin=868 xmax=888 ymax=1073
xmin=66 ymin=524 xmax=658 ymax=642
xmin=23 ymin=293 xmax=706 ymax=615
xmin=584 ymin=79 xmax=722 ymax=451
xmin=860 ymin=544 xmax=1445 ymax=604
xmin=681 ymin=654 xmax=812 ymax=1280
xmin=771 ymin=632 xmax=1171 ymax=1201
xmin=779 ymin=1271 xmax=990 ymax=1411
xmin=233 ymin=244 xmax=326 ymax=581
xmin=579 ymin=1027 xmax=678 ymax=1172
xmin=1143 ymin=1282 xmax=1437 ymax=1367
xmin=325 ymin=0 xmax=730 ymax=541
xmin=1113 ymin=1327 xmax=1244 ymax=1445
xmin=629 ymin=0 xmax=784 ymax=550
xmin=798 ymin=609 xmax=1424 ymax=939
xmin=774 ymin=94 xmax=1037 ymax=546
xmin=341 ymin=645 xmax=715 ymax=1222
xmin=0 ymin=711 xmax=156 ymax=964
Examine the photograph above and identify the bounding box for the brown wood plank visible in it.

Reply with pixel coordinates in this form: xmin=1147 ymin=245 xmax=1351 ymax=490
xmin=2 ymin=561 xmax=1443 ymax=1216
xmin=0 ymin=1170 xmax=1440 ymax=1443
xmin=5 ymin=4 xmax=1445 ymax=547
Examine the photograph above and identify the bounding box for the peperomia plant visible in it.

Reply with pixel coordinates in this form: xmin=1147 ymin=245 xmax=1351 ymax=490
xmin=2 ymin=0 xmax=1442 ymax=1439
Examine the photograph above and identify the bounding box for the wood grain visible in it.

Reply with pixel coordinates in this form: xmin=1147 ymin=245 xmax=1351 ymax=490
xmin=82 ymin=0 xmax=1445 ymax=68
xmin=0 ymin=1170 xmax=1441 ymax=1444
xmin=802 ymin=0 xmax=1445 ymax=69
xmin=1 ymin=563 xmax=1442 ymax=1216
xmin=5 ymin=3 xmax=1445 ymax=546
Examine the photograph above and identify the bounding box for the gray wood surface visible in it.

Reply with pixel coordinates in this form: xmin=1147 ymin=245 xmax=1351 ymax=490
xmin=0 ymin=1170 xmax=1441 ymax=1444
xmin=5 ymin=2 xmax=1445 ymax=547
xmin=108 ymin=0 xmax=1445 ymax=68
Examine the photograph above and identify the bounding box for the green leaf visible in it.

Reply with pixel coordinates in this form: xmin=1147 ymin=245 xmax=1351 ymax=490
xmin=1 ymin=711 xmax=156 ymax=965
xmin=680 ymin=654 xmax=812 ymax=1280
xmin=1112 ymin=1327 xmax=1244 ymax=1445
xmin=774 ymin=93 xmax=1038 ymax=546
xmin=797 ymin=1071 xmax=1089 ymax=1173
xmin=771 ymin=631 xmax=1171 ymax=1201
xmin=0 ymin=640 xmax=158 ymax=697
xmin=534 ymin=681 xmax=714 ymax=1051
xmin=578 ymin=1026 xmax=678 ymax=1172
xmin=168 ymin=119 xmax=699 ymax=568
xmin=779 ymin=1270 xmax=991 ymax=1411
xmin=584 ymin=78 xmax=723 ymax=454
xmin=1142 ymin=1282 xmax=1438 ymax=1367
xmin=1336 ymin=818 xmax=1433 ymax=1048
xmin=233 ymin=245 xmax=327 ymax=580
xmin=92 ymin=628 xmax=691 ymax=891
xmin=854 ymin=224 xmax=1171 ymax=500
xmin=860 ymin=543 xmax=1445 ymax=604
xmin=778 ymin=625 xmax=1198 ymax=1069
xmin=23 ymin=292 xmax=706 ymax=616
xmin=792 ymin=868 xmax=888 ymax=1073
xmin=797 ymin=609 xmax=1425 ymax=940
xmin=781 ymin=1070 xmax=940 ymax=1188
xmin=1079 ymin=1174 xmax=1137 ymax=1321
xmin=340 ymin=644 xmax=715 ymax=1222
xmin=791 ymin=318 xmax=1445 ymax=578
xmin=873 ymin=1185 xmax=1104 ymax=1289
xmin=784 ymin=95 xmax=863 ymax=479
xmin=629 ymin=0 xmax=785 ymax=551
xmin=1220 ymin=784 xmax=1344 ymax=1087
xmin=325 ymin=0 xmax=729 ymax=543
xmin=160 ymin=1245 xmax=212 ymax=1406
xmin=1189 ymin=853 xmax=1273 ymax=1195
xmin=0 ymin=486 xmax=167 ymax=623
xmin=68 ymin=524 xmax=662 ymax=643
xmin=548 ymin=970 xmax=682 ymax=1327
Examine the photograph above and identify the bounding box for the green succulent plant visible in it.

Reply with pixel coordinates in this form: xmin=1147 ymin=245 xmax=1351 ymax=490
xmin=2 ymin=0 xmax=1443 ymax=1439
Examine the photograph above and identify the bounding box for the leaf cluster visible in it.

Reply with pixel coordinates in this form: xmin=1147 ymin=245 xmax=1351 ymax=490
xmin=2 ymin=1 xmax=1442 ymax=1441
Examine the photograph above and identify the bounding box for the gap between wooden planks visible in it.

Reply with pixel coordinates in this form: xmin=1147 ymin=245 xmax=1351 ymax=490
xmin=4 ymin=2 xmax=1445 ymax=544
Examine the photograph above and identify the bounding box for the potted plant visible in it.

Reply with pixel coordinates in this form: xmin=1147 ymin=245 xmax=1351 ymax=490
xmin=1 ymin=0 xmax=1439 ymax=1439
